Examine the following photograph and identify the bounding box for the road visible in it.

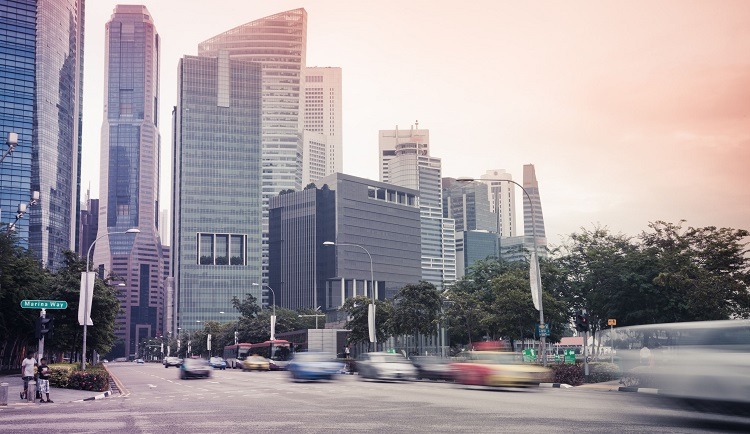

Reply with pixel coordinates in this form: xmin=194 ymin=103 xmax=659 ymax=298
xmin=2 ymin=362 xmax=748 ymax=433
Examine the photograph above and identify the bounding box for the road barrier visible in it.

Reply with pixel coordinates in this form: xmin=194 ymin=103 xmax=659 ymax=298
xmin=0 ymin=382 xmax=8 ymax=405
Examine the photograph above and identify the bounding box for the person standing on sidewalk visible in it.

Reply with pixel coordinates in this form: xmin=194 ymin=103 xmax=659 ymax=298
xmin=36 ymin=358 xmax=53 ymax=403
xmin=20 ymin=352 xmax=37 ymax=400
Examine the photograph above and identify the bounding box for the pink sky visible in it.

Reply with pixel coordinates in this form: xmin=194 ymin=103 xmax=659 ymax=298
xmin=80 ymin=1 xmax=750 ymax=244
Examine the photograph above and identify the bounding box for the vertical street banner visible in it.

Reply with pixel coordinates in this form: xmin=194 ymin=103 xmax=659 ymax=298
xmin=529 ymin=252 xmax=542 ymax=311
xmin=78 ymin=272 xmax=95 ymax=326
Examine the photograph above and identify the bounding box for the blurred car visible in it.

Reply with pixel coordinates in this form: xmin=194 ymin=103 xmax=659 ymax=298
xmin=356 ymin=352 xmax=417 ymax=381
xmin=209 ymin=357 xmax=227 ymax=370
xmin=163 ymin=356 xmax=182 ymax=368
xmin=451 ymin=351 xmax=551 ymax=388
xmin=242 ymin=355 xmax=270 ymax=371
xmin=180 ymin=358 xmax=212 ymax=379
xmin=136 ymin=358 xmax=145 ymax=364
xmin=288 ymin=352 xmax=344 ymax=381
xmin=411 ymin=356 xmax=454 ymax=381
xmin=101 ymin=359 xmax=109 ymax=364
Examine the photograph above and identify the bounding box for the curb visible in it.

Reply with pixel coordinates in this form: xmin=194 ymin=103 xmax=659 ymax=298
xmin=539 ymin=383 xmax=573 ymax=388
xmin=77 ymin=390 xmax=111 ymax=402
xmin=618 ymin=386 xmax=660 ymax=394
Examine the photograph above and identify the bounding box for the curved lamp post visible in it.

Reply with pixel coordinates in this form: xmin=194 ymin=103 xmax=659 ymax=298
xmin=82 ymin=228 xmax=139 ymax=370
xmin=323 ymin=241 xmax=376 ymax=345
xmin=456 ymin=177 xmax=547 ymax=366
xmin=252 ymin=283 xmax=277 ymax=340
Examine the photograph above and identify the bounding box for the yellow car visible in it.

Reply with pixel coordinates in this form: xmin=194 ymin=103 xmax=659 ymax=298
xmin=451 ymin=351 xmax=552 ymax=387
xmin=242 ymin=355 xmax=270 ymax=371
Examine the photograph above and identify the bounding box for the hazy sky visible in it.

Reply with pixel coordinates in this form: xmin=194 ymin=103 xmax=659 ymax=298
xmin=81 ymin=0 xmax=750 ymax=245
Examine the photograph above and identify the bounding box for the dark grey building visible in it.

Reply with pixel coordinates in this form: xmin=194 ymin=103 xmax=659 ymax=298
xmin=456 ymin=230 xmax=499 ymax=278
xmin=269 ymin=173 xmax=421 ymax=311
xmin=442 ymin=178 xmax=497 ymax=233
xmin=172 ymin=52 xmax=263 ymax=333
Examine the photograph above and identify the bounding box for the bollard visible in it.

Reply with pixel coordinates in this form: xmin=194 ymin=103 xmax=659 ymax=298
xmin=0 ymin=382 xmax=8 ymax=406
xmin=26 ymin=381 xmax=35 ymax=402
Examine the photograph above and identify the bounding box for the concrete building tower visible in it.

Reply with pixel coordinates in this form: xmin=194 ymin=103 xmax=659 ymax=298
xmin=93 ymin=5 xmax=165 ymax=358
xmin=523 ymin=164 xmax=547 ymax=245
xmin=302 ymin=67 xmax=342 ymax=185
xmin=198 ymin=8 xmax=307 ymax=285
xmin=481 ymin=169 xmax=517 ymax=238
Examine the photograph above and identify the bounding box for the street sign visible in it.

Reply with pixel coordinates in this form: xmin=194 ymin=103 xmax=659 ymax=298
xmin=522 ymin=348 xmax=537 ymax=362
xmin=564 ymin=349 xmax=576 ymax=364
xmin=536 ymin=323 xmax=550 ymax=337
xmin=20 ymin=300 xmax=68 ymax=309
xmin=607 ymin=318 xmax=616 ymax=326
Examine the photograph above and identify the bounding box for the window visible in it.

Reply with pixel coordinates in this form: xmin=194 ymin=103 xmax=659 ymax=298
xmin=197 ymin=233 xmax=247 ymax=266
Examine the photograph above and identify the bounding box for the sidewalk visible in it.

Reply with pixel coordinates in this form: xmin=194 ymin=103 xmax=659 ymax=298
xmin=0 ymin=374 xmax=111 ymax=406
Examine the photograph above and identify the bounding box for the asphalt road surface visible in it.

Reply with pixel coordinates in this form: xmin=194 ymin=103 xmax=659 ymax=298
xmin=2 ymin=362 xmax=748 ymax=433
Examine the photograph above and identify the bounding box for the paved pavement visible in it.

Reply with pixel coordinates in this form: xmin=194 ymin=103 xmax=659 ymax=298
xmin=0 ymin=373 xmax=110 ymax=406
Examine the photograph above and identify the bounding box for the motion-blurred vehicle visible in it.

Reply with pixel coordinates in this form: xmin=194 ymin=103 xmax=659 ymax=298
xmin=209 ymin=357 xmax=227 ymax=370
xmin=136 ymin=358 xmax=145 ymax=364
xmin=288 ymin=352 xmax=344 ymax=381
xmin=102 ymin=359 xmax=109 ymax=364
xmin=242 ymin=355 xmax=270 ymax=371
xmin=163 ymin=356 xmax=182 ymax=368
xmin=611 ymin=319 xmax=750 ymax=415
xmin=180 ymin=358 xmax=212 ymax=379
xmin=451 ymin=352 xmax=551 ymax=387
xmin=411 ymin=356 xmax=454 ymax=381
xmin=356 ymin=352 xmax=417 ymax=381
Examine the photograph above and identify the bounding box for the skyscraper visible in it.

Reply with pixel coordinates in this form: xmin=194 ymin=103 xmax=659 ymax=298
xmin=442 ymin=178 xmax=497 ymax=233
xmin=93 ymin=5 xmax=165 ymax=358
xmin=381 ymin=124 xmax=455 ymax=290
xmin=0 ymin=0 xmax=85 ymax=269
xmin=0 ymin=0 xmax=36 ymax=243
xmin=523 ymin=164 xmax=547 ymax=245
xmin=172 ymin=53 xmax=263 ymax=332
xmin=198 ymin=8 xmax=307 ymax=284
xmin=302 ymin=67 xmax=342 ymax=185
xmin=481 ymin=169 xmax=517 ymax=237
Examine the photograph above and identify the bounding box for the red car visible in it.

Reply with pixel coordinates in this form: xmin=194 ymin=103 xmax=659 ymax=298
xmin=451 ymin=352 xmax=551 ymax=387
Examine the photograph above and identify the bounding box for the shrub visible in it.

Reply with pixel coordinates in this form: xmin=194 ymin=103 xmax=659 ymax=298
xmin=588 ymin=362 xmax=622 ymax=383
xmin=49 ymin=366 xmax=72 ymax=388
xmin=67 ymin=367 xmax=109 ymax=392
xmin=550 ymin=363 xmax=584 ymax=386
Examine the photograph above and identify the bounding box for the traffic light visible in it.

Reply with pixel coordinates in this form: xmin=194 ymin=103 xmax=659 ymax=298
xmin=575 ymin=311 xmax=590 ymax=332
xmin=35 ymin=317 xmax=54 ymax=340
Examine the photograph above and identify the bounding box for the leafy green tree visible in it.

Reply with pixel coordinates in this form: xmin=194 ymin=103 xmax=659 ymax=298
xmin=391 ymin=281 xmax=442 ymax=353
xmin=341 ymin=296 xmax=394 ymax=347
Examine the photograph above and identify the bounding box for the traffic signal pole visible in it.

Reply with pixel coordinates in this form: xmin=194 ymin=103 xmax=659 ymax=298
xmin=38 ymin=309 xmax=46 ymax=362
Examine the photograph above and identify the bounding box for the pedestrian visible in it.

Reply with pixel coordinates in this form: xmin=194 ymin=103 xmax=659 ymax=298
xmin=20 ymin=352 xmax=37 ymax=400
xmin=344 ymin=346 xmax=350 ymax=359
xmin=37 ymin=358 xmax=53 ymax=403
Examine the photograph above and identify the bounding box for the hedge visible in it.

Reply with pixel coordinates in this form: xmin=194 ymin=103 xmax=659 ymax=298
xmin=548 ymin=362 xmax=622 ymax=386
xmin=49 ymin=364 xmax=109 ymax=392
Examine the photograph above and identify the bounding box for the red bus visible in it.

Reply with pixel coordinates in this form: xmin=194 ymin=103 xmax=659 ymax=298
xmin=223 ymin=340 xmax=294 ymax=370
xmin=223 ymin=343 xmax=252 ymax=369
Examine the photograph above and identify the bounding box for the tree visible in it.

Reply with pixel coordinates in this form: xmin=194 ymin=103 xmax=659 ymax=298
xmin=391 ymin=281 xmax=442 ymax=353
xmin=304 ymin=183 xmax=317 ymax=190
xmin=341 ymin=296 xmax=394 ymax=347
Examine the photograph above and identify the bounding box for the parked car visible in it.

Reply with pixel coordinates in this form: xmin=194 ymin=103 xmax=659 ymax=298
xmin=411 ymin=356 xmax=454 ymax=381
xmin=242 ymin=355 xmax=270 ymax=371
xmin=450 ymin=351 xmax=551 ymax=388
xmin=288 ymin=352 xmax=344 ymax=381
xmin=163 ymin=356 xmax=183 ymax=368
xmin=209 ymin=357 xmax=227 ymax=370
xmin=356 ymin=352 xmax=417 ymax=381
xmin=180 ymin=358 xmax=212 ymax=380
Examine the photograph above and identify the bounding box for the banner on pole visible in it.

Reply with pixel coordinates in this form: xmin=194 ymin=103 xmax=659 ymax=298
xmin=78 ymin=272 xmax=95 ymax=326
xmin=530 ymin=252 xmax=542 ymax=311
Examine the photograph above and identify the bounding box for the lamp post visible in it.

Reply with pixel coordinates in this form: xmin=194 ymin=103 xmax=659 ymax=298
xmin=252 ymin=283 xmax=276 ymax=340
xmin=456 ymin=176 xmax=547 ymax=366
xmin=6 ymin=191 xmax=39 ymax=234
xmin=81 ymin=228 xmax=140 ymax=371
xmin=1 ymin=132 xmax=18 ymax=163
xmin=323 ymin=241 xmax=376 ymax=346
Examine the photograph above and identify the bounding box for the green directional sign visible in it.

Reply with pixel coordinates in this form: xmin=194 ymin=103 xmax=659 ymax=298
xmin=20 ymin=300 xmax=68 ymax=309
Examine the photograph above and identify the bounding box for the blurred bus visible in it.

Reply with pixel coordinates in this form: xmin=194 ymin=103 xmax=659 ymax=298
xmin=223 ymin=343 xmax=252 ymax=369
xmin=249 ymin=339 xmax=293 ymax=370
xmin=610 ymin=320 xmax=750 ymax=414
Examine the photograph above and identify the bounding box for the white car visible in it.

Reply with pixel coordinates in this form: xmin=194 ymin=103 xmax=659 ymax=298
xmin=356 ymin=352 xmax=417 ymax=381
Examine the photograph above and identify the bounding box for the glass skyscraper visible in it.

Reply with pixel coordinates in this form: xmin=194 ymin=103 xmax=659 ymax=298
xmin=93 ymin=5 xmax=165 ymax=358
xmin=198 ymin=8 xmax=307 ymax=285
xmin=172 ymin=53 xmax=263 ymax=333
xmin=0 ymin=0 xmax=35 ymax=243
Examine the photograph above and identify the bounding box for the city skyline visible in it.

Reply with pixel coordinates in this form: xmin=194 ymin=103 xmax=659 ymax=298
xmin=79 ymin=1 xmax=750 ymax=245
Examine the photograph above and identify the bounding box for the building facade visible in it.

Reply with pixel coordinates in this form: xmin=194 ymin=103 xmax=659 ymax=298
xmin=523 ymin=164 xmax=547 ymax=245
xmin=77 ymin=193 xmax=98 ymax=256
xmin=269 ymin=173 xmax=422 ymax=311
xmin=456 ymin=230 xmax=499 ymax=278
xmin=481 ymin=169 xmax=517 ymax=238
xmin=93 ymin=5 xmax=165 ymax=358
xmin=381 ymin=125 xmax=455 ymax=290
xmin=442 ymin=178 xmax=497 ymax=233
xmin=172 ymin=53 xmax=263 ymax=333
xmin=0 ymin=0 xmax=36 ymax=243
xmin=198 ymin=8 xmax=307 ymax=284
xmin=302 ymin=67 xmax=342 ymax=185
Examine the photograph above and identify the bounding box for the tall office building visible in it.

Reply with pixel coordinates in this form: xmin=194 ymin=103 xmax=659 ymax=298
xmin=481 ymin=169 xmax=517 ymax=237
xmin=523 ymin=164 xmax=547 ymax=245
xmin=93 ymin=5 xmax=165 ymax=358
xmin=442 ymin=178 xmax=497 ymax=233
xmin=77 ymin=190 xmax=98 ymax=256
xmin=0 ymin=0 xmax=85 ymax=269
xmin=381 ymin=124 xmax=455 ymax=290
xmin=159 ymin=208 xmax=169 ymax=246
xmin=302 ymin=67 xmax=342 ymax=185
xmin=198 ymin=8 xmax=307 ymax=284
xmin=172 ymin=53 xmax=263 ymax=333
xmin=0 ymin=0 xmax=35 ymax=243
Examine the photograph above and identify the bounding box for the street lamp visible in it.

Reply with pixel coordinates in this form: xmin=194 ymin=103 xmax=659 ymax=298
xmin=1 ymin=132 xmax=18 ymax=163
xmin=6 ymin=191 xmax=39 ymax=234
xmin=323 ymin=241 xmax=377 ymax=345
xmin=252 ymin=283 xmax=276 ymax=340
xmin=456 ymin=176 xmax=547 ymax=366
xmin=81 ymin=227 xmax=140 ymax=371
